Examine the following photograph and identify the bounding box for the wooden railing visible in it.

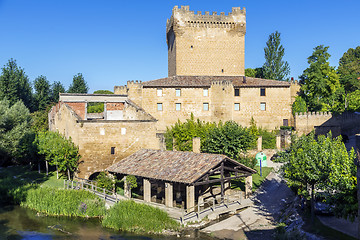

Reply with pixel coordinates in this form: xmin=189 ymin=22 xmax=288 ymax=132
xmin=64 ymin=179 xmax=126 ymax=204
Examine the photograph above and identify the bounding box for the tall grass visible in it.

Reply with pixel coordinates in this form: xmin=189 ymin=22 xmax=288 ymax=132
xmin=102 ymin=200 xmax=179 ymax=233
xmin=22 ymin=187 xmax=106 ymax=217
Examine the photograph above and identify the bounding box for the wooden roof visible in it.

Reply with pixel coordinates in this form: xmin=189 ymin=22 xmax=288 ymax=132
xmin=142 ymin=75 xmax=290 ymax=88
xmin=106 ymin=149 xmax=256 ymax=184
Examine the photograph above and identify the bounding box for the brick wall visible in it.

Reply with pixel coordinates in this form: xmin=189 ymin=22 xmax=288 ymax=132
xmin=65 ymin=102 xmax=86 ymax=120
xmin=106 ymin=102 xmax=124 ymax=111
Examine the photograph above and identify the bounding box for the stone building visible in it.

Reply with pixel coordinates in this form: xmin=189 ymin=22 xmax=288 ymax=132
xmin=48 ymin=94 xmax=160 ymax=178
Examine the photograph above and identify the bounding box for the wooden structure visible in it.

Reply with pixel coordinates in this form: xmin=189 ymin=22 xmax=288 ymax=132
xmin=107 ymin=149 xmax=256 ymax=211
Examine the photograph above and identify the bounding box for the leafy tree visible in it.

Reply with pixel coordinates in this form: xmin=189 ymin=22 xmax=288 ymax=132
xmin=51 ymin=81 xmax=65 ymax=102
xmin=292 ymin=96 xmax=307 ymax=114
xmin=347 ymin=90 xmax=360 ymax=112
xmin=95 ymin=172 xmax=116 ymax=191
xmin=299 ymin=45 xmax=341 ymax=112
xmin=0 ymin=59 xmax=33 ymax=110
xmin=67 ymin=73 xmax=89 ymax=94
xmin=202 ymin=121 xmax=255 ymax=159
xmin=36 ymin=131 xmax=80 ymax=180
xmin=262 ymin=31 xmax=290 ymax=81
xmin=93 ymin=90 xmax=114 ymax=94
xmin=280 ymin=133 xmax=356 ymax=222
xmin=338 ymin=46 xmax=360 ymax=93
xmin=0 ymin=99 xmax=35 ymax=166
xmin=34 ymin=75 xmax=51 ymax=111
xmin=245 ymin=68 xmax=264 ymax=78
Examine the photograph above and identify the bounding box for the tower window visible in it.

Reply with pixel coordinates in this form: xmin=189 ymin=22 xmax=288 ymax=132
xmin=111 ymin=147 xmax=115 ymax=155
xmin=234 ymin=89 xmax=240 ymax=96
xmin=157 ymin=88 xmax=162 ymax=97
xmin=260 ymin=88 xmax=266 ymax=96
xmin=175 ymin=89 xmax=181 ymax=96
xmin=175 ymin=103 xmax=181 ymax=111
xmin=221 ymin=69 xmax=224 ymax=73
xmin=157 ymin=103 xmax=163 ymax=111
xmin=260 ymin=102 xmax=266 ymax=111
xmin=190 ymin=45 xmax=193 ymax=49
xmin=234 ymin=103 xmax=240 ymax=111
xmin=203 ymin=88 xmax=209 ymax=97
xmin=203 ymin=103 xmax=209 ymax=111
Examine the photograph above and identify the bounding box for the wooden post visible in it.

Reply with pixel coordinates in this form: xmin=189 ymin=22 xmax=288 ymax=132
xmin=220 ymin=162 xmax=224 ymax=198
xmin=143 ymin=178 xmax=151 ymax=202
xmin=165 ymin=182 xmax=173 ymax=207
xmin=186 ymin=185 xmax=195 ymax=211
xmin=257 ymin=136 xmax=262 ymax=151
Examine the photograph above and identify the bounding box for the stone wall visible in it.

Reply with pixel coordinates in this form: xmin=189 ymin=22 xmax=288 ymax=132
xmin=167 ymin=5 xmax=246 ymax=77
xmin=49 ymin=102 xmax=160 ymax=179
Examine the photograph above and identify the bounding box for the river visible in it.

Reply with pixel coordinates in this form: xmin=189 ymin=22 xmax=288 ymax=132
xmin=0 ymin=205 xmax=215 ymax=240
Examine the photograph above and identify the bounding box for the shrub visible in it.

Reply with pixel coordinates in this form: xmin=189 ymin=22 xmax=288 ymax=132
xmin=95 ymin=172 xmax=115 ymax=191
xmin=102 ymin=200 xmax=179 ymax=233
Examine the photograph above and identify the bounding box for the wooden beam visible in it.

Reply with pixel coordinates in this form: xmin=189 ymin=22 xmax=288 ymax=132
xmin=223 ymin=166 xmax=250 ymax=174
xmin=220 ymin=162 xmax=224 ymax=197
xmin=193 ymin=175 xmax=249 ymax=186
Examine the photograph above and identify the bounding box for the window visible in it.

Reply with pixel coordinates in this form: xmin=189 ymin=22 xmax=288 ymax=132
xmin=260 ymin=102 xmax=266 ymax=111
xmin=283 ymin=119 xmax=289 ymax=127
xmin=234 ymin=103 xmax=240 ymax=111
xmin=260 ymin=88 xmax=266 ymax=96
xmin=234 ymin=89 xmax=240 ymax=96
xmin=157 ymin=88 xmax=162 ymax=97
xmin=111 ymin=147 xmax=115 ymax=155
xmin=203 ymin=88 xmax=209 ymax=97
xmin=175 ymin=89 xmax=181 ymax=96
xmin=203 ymin=103 xmax=209 ymax=111
xmin=157 ymin=103 xmax=163 ymax=111
xmin=175 ymin=103 xmax=181 ymax=111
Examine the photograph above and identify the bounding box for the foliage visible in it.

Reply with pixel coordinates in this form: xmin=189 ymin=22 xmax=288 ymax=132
xmin=347 ymin=89 xmax=360 ymax=112
xmin=237 ymin=156 xmax=257 ymax=169
xmin=275 ymin=223 xmax=306 ymax=240
xmin=245 ymin=67 xmax=264 ymax=78
xmin=280 ymin=132 xmax=356 ymax=221
xmin=262 ymin=31 xmax=290 ymax=81
xmin=102 ymin=200 xmax=179 ymax=233
xmin=95 ymin=172 xmax=115 ymax=191
xmin=202 ymin=121 xmax=255 ymax=159
xmin=0 ymin=59 xmax=33 ymax=110
xmin=87 ymin=102 xmax=104 ymax=113
xmin=51 ymin=81 xmax=65 ymax=102
xmin=249 ymin=117 xmax=276 ymax=149
xmin=31 ymin=109 xmax=50 ymax=133
xmin=22 ymin=187 xmax=105 ymax=217
xmin=0 ymin=99 xmax=35 ymax=166
xmin=338 ymin=46 xmax=360 ymax=93
xmin=67 ymin=73 xmax=89 ymax=93
xmin=125 ymin=175 xmax=138 ymax=190
xmin=36 ymin=131 xmax=81 ymax=180
xmin=292 ymin=96 xmax=307 ymax=114
xmin=34 ymin=75 xmax=52 ymax=111
xmin=300 ymin=45 xmax=342 ymax=112
xmin=93 ymin=90 xmax=114 ymax=94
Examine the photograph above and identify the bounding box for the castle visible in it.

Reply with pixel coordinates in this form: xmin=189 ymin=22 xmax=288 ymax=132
xmin=49 ymin=5 xmax=299 ymax=179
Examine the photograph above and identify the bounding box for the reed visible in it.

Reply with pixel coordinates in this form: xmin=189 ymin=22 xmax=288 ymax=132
xmin=102 ymin=200 xmax=179 ymax=233
xmin=22 ymin=187 xmax=106 ymax=217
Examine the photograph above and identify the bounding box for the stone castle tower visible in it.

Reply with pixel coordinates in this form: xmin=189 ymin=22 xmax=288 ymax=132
xmin=166 ymin=5 xmax=246 ymax=77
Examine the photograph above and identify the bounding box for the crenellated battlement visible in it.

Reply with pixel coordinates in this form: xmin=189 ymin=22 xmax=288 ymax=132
xmin=167 ymin=5 xmax=246 ymax=34
xmin=295 ymin=111 xmax=332 ymax=117
xmin=211 ymin=80 xmax=233 ymax=86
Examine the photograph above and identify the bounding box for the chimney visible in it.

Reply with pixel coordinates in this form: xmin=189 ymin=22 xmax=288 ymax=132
xmin=192 ymin=137 xmax=201 ymax=153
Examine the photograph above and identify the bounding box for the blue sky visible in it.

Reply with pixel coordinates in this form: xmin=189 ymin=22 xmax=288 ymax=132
xmin=0 ymin=0 xmax=359 ymax=93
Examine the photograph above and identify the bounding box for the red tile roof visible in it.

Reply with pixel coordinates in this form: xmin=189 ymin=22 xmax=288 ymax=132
xmin=142 ymin=75 xmax=290 ymax=88
xmin=106 ymin=149 xmax=256 ymax=184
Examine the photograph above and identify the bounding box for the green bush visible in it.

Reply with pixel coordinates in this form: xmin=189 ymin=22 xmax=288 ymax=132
xmin=237 ymin=156 xmax=257 ymax=169
xmin=102 ymin=200 xmax=179 ymax=233
xmin=22 ymin=187 xmax=105 ymax=217
xmin=95 ymin=172 xmax=115 ymax=191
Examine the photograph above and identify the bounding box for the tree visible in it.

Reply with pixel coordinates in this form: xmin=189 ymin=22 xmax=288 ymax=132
xmin=300 ymin=45 xmax=342 ymax=112
xmin=347 ymin=90 xmax=360 ymax=112
xmin=51 ymin=81 xmax=65 ymax=103
xmin=292 ymin=96 xmax=307 ymax=115
xmin=245 ymin=68 xmax=264 ymax=78
xmin=34 ymin=75 xmax=51 ymax=111
xmin=0 ymin=59 xmax=33 ymax=110
xmin=0 ymin=99 xmax=35 ymax=166
xmin=93 ymin=90 xmax=114 ymax=94
xmin=67 ymin=73 xmax=89 ymax=94
xmin=36 ymin=131 xmax=80 ymax=179
xmin=262 ymin=31 xmax=290 ymax=81
xmin=280 ymin=133 xmax=356 ymax=223
xmin=338 ymin=46 xmax=360 ymax=93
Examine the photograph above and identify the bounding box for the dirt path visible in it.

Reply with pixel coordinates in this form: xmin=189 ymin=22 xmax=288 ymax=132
xmin=202 ymin=160 xmax=295 ymax=240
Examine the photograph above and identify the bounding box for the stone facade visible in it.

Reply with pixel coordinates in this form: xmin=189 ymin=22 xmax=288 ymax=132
xmin=49 ymin=94 xmax=160 ymax=179
xmin=167 ymin=6 xmax=246 ymax=77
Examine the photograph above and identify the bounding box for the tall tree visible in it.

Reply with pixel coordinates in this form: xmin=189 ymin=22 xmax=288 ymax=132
xmin=338 ymin=46 xmax=360 ymax=93
xmin=51 ymin=81 xmax=65 ymax=102
xmin=34 ymin=75 xmax=51 ymax=111
xmin=245 ymin=68 xmax=264 ymax=78
xmin=67 ymin=73 xmax=89 ymax=94
xmin=300 ymin=45 xmax=341 ymax=112
xmin=0 ymin=59 xmax=33 ymax=110
xmin=262 ymin=31 xmax=290 ymax=81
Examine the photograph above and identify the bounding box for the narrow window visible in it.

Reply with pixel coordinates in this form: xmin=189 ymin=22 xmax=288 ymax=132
xmin=260 ymin=88 xmax=266 ymax=96
xmin=157 ymin=103 xmax=163 ymax=111
xmin=203 ymin=103 xmax=209 ymax=111
xmin=283 ymin=119 xmax=289 ymax=126
xmin=157 ymin=88 xmax=162 ymax=97
xmin=175 ymin=89 xmax=181 ymax=97
xmin=175 ymin=103 xmax=181 ymax=111
xmin=111 ymin=147 xmax=115 ymax=155
xmin=234 ymin=89 xmax=240 ymax=96
xmin=221 ymin=69 xmax=224 ymax=73
xmin=234 ymin=103 xmax=240 ymax=111
xmin=203 ymin=88 xmax=209 ymax=97
xmin=260 ymin=102 xmax=266 ymax=111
